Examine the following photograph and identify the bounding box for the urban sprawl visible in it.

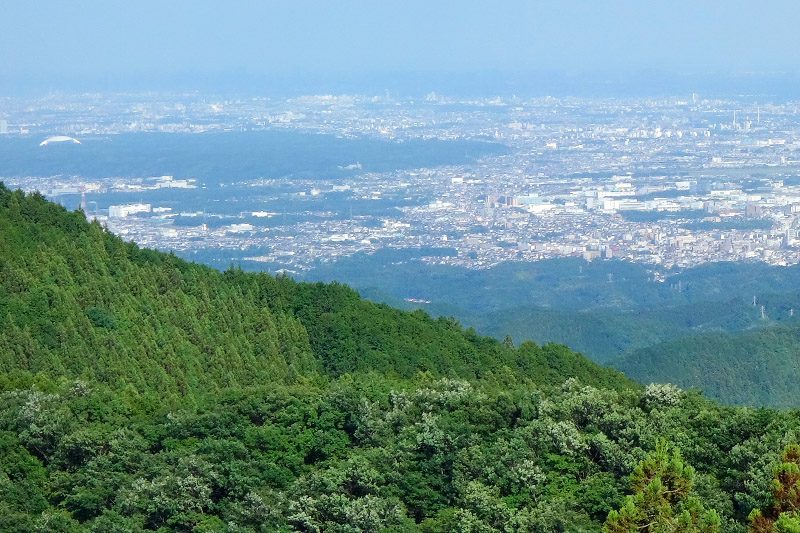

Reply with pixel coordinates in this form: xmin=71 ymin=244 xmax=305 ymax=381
xmin=5 ymin=92 xmax=800 ymax=274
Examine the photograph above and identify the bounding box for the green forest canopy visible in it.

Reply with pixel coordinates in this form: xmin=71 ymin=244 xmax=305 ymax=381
xmin=2 ymin=183 xmax=800 ymax=532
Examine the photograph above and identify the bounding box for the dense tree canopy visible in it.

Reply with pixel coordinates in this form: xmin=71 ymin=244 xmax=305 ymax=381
xmin=1 ymin=184 xmax=800 ymax=531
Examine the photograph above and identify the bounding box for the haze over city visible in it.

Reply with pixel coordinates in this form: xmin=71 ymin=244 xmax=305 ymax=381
xmin=4 ymin=1 xmax=800 ymax=96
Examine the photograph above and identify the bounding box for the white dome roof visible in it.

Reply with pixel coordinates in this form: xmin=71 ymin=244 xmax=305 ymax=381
xmin=40 ymin=135 xmax=81 ymax=146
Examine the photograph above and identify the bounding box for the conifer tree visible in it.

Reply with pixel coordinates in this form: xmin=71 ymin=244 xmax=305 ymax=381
xmin=604 ymin=439 xmax=720 ymax=533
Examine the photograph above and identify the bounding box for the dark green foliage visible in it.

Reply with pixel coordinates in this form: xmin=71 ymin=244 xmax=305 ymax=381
xmin=1 ymin=375 xmax=798 ymax=531
xmin=86 ymin=307 xmax=115 ymax=329
xmin=278 ymin=249 xmax=800 ymax=373
xmin=289 ymin=247 xmax=800 ymax=406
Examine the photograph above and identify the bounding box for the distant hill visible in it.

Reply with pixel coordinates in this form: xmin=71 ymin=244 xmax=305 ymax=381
xmin=614 ymin=323 xmax=800 ymax=408
xmin=238 ymin=249 xmax=795 ymax=370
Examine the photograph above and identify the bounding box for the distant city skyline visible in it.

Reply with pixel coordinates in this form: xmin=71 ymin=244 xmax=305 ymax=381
xmin=6 ymin=91 xmax=800 ymax=272
xmin=4 ymin=1 xmax=800 ymax=96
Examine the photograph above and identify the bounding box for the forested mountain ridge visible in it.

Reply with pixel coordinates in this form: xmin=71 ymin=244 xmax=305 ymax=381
xmin=3 ymin=183 xmax=800 ymax=532
xmin=0 ymin=183 xmax=630 ymax=398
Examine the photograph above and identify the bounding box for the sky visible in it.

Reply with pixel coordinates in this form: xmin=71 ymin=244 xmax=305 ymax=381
xmin=4 ymin=1 xmax=800 ymax=95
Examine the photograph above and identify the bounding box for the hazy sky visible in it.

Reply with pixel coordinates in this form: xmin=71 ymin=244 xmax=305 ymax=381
xmin=4 ymin=1 xmax=800 ymax=94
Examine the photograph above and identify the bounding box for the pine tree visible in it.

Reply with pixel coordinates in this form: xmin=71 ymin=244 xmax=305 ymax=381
xmin=604 ymin=439 xmax=720 ymax=533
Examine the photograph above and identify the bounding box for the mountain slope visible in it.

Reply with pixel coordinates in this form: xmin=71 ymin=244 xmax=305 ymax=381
xmin=0 ymin=183 xmax=632 ymax=397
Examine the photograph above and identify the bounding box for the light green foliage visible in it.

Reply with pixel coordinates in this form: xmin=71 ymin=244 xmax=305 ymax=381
xmin=642 ymin=383 xmax=684 ymax=410
xmin=774 ymin=513 xmax=800 ymax=533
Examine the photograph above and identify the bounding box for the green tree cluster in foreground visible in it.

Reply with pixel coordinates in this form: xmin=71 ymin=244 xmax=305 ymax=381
xmin=5 ymin=374 xmax=800 ymax=532
xmin=2 ymin=183 xmax=800 ymax=532
xmin=749 ymin=444 xmax=800 ymax=532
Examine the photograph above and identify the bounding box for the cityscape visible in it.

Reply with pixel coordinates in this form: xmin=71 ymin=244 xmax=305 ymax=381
xmin=5 ymin=92 xmax=800 ymax=274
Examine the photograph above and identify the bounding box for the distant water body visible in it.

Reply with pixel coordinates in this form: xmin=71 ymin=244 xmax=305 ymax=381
xmin=0 ymin=130 xmax=506 ymax=182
